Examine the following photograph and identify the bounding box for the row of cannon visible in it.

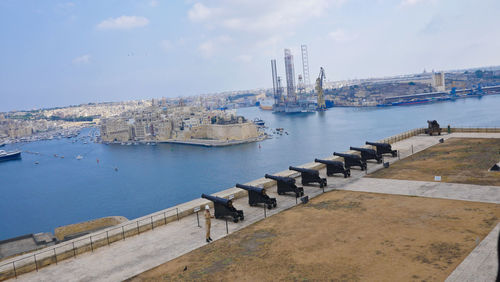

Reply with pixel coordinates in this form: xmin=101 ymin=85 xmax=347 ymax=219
xmin=201 ymin=141 xmax=398 ymax=223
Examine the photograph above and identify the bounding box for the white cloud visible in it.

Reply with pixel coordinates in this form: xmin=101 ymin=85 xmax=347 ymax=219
xmin=72 ymin=54 xmax=91 ymax=65
xmin=188 ymin=3 xmax=214 ymax=22
xmin=187 ymin=0 xmax=341 ymax=34
xmin=149 ymin=0 xmax=159 ymax=7
xmin=328 ymin=28 xmax=358 ymax=42
xmin=97 ymin=16 xmax=149 ymax=30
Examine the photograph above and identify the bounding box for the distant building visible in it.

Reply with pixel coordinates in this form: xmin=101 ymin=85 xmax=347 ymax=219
xmin=433 ymin=72 xmax=446 ymax=92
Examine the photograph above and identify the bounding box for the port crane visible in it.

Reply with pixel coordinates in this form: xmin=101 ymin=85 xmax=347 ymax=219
xmin=316 ymin=67 xmax=326 ymax=111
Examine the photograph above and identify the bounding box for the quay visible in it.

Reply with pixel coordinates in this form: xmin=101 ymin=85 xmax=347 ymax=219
xmin=1 ymin=128 xmax=499 ymax=281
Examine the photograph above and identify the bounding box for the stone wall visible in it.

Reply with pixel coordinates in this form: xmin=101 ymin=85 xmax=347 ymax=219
xmin=185 ymin=122 xmax=259 ymax=141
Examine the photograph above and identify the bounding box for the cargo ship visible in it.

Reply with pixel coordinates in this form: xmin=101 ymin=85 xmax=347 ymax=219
xmin=0 ymin=150 xmax=22 ymax=162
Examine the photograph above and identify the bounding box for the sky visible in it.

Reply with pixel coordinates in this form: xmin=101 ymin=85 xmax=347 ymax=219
xmin=1 ymin=0 xmax=500 ymax=112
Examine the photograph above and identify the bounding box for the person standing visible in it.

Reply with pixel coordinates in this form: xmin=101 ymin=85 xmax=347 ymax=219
xmin=204 ymin=205 xmax=214 ymax=243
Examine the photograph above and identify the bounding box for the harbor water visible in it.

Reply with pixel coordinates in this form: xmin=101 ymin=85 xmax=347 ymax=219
xmin=1 ymin=95 xmax=500 ymax=240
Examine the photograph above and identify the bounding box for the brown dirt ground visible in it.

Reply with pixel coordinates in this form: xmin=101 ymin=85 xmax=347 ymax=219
xmin=128 ymin=190 xmax=500 ymax=281
xmin=54 ymin=216 xmax=128 ymax=241
xmin=369 ymin=137 xmax=500 ymax=185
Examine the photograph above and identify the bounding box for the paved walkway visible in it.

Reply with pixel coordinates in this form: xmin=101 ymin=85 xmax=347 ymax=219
xmin=446 ymin=223 xmax=499 ymax=282
xmin=337 ymin=178 xmax=500 ymax=204
xmin=7 ymin=132 xmax=500 ymax=281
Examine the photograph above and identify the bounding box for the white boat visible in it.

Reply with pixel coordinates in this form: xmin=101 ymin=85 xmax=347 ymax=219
xmin=76 ymin=155 xmax=83 ymax=160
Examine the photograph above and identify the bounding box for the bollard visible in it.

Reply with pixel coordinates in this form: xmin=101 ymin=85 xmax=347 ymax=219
xmin=12 ymin=262 xmax=17 ymax=279
xmin=264 ymin=204 xmax=267 ymax=218
xmin=150 ymin=216 xmax=154 ymax=230
xmin=72 ymin=242 xmax=76 ymax=257
xmin=54 ymin=248 xmax=58 ymax=264
xmin=34 ymin=254 xmax=38 ymax=271
xmin=163 ymin=211 xmax=167 ymax=225
xmin=90 ymin=236 xmax=94 ymax=252
xmin=106 ymin=231 xmax=110 ymax=246
xmin=225 ymin=218 xmax=229 ymax=234
xmin=411 ymin=144 xmax=414 ymax=154
xmin=176 ymin=208 xmax=179 ymax=221
xmin=122 ymin=226 xmax=125 ymax=240
xmin=136 ymin=221 xmax=140 ymax=234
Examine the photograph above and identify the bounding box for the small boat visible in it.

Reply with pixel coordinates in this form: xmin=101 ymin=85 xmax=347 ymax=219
xmin=253 ymin=118 xmax=265 ymax=126
xmin=0 ymin=150 xmax=22 ymax=162
xmin=76 ymin=155 xmax=83 ymax=160
xmin=34 ymin=161 xmax=39 ymax=165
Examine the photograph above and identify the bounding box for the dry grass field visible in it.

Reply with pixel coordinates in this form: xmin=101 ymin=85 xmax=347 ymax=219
xmin=370 ymin=138 xmax=500 ymax=186
xmin=129 ymin=190 xmax=500 ymax=281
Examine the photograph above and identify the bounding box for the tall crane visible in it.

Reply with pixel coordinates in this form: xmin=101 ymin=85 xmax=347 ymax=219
xmin=316 ymin=67 xmax=326 ymax=111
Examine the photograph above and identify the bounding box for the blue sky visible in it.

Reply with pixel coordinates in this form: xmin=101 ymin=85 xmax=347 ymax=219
xmin=1 ymin=0 xmax=499 ymax=111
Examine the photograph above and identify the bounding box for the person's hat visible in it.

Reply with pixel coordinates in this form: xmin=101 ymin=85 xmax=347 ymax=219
xmin=205 ymin=205 xmax=210 ymax=210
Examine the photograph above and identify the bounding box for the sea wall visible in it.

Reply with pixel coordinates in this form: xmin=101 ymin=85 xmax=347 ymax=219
xmin=185 ymin=122 xmax=259 ymax=141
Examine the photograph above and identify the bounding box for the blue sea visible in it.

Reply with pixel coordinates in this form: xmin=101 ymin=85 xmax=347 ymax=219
xmin=1 ymin=95 xmax=500 ymax=240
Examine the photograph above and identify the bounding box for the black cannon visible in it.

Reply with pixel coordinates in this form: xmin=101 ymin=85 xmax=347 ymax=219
xmin=314 ymin=158 xmax=350 ymax=178
xmin=425 ymin=120 xmax=441 ymax=136
xmin=201 ymin=194 xmax=244 ymax=223
xmin=333 ymin=152 xmax=367 ymax=171
xmin=289 ymin=166 xmax=327 ymax=188
xmin=235 ymin=184 xmax=277 ymax=209
xmin=349 ymin=146 xmax=382 ymax=163
xmin=366 ymin=141 xmax=397 ymax=157
xmin=265 ymin=174 xmax=304 ymax=197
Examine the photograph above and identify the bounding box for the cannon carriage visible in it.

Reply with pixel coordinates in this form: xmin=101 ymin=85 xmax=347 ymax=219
xmin=425 ymin=120 xmax=441 ymax=136
xmin=264 ymin=174 xmax=304 ymax=197
xmin=333 ymin=152 xmax=367 ymax=171
xmin=201 ymin=194 xmax=244 ymax=223
xmin=314 ymin=158 xmax=350 ymax=178
xmin=349 ymin=146 xmax=382 ymax=163
xmin=235 ymin=184 xmax=277 ymax=209
xmin=366 ymin=141 xmax=397 ymax=157
xmin=289 ymin=166 xmax=327 ymax=188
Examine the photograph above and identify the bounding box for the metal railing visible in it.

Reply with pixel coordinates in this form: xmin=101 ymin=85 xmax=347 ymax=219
xmin=0 ymin=207 xmax=180 ymax=280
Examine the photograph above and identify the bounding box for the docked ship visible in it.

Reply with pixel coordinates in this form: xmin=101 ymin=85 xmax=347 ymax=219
xmin=0 ymin=150 xmax=22 ymax=162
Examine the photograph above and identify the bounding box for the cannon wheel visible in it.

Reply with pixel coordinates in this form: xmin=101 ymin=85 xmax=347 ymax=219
xmin=267 ymin=204 xmax=273 ymax=209
xmin=233 ymin=218 xmax=239 ymax=223
xmin=240 ymin=215 xmax=244 ymax=221
xmin=344 ymin=172 xmax=348 ymax=178
xmin=391 ymin=152 xmax=397 ymax=157
xmin=273 ymin=203 xmax=277 ymax=208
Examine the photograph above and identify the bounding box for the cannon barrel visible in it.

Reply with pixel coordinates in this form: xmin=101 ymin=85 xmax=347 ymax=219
xmin=334 ymin=152 xmax=361 ymax=159
xmin=201 ymin=193 xmax=231 ymax=206
xmin=350 ymin=146 xmax=375 ymax=153
xmin=314 ymin=158 xmax=342 ymax=166
xmin=289 ymin=166 xmax=319 ymax=175
xmin=366 ymin=141 xmax=390 ymax=147
xmin=265 ymin=174 xmax=295 ymax=184
xmin=236 ymin=183 xmax=265 ymax=194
